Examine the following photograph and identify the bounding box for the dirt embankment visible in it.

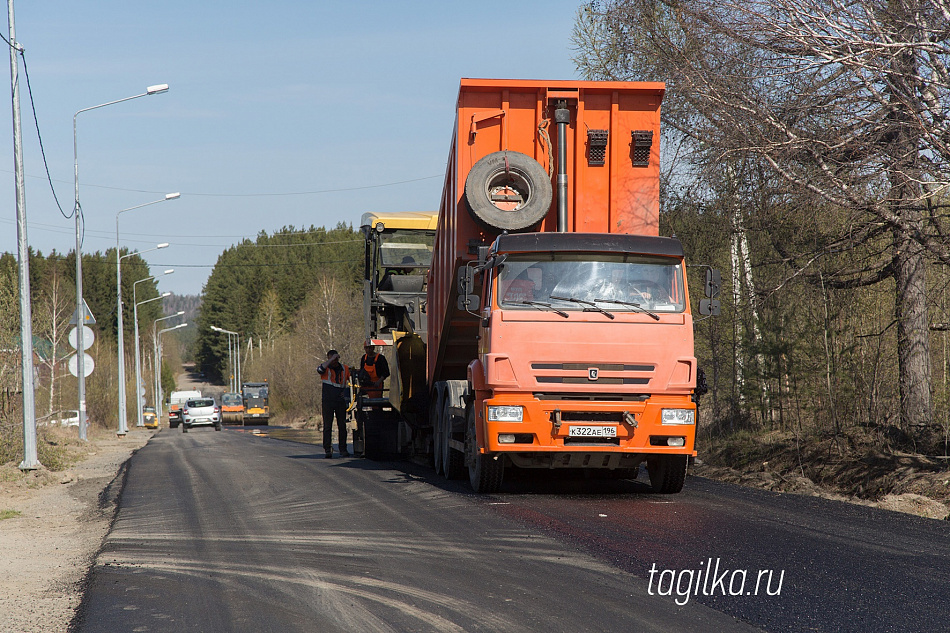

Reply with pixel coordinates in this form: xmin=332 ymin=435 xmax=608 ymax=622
xmin=0 ymin=427 xmax=154 ymax=632
xmin=693 ymin=426 xmax=950 ymax=520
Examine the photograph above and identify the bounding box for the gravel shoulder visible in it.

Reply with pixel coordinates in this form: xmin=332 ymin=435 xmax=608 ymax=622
xmin=0 ymin=427 xmax=154 ymax=633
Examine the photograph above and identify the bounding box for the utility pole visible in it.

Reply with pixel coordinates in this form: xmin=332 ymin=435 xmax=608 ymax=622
xmin=8 ymin=0 xmax=38 ymax=470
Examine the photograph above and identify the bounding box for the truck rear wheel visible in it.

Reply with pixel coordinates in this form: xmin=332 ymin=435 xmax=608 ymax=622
xmin=467 ymin=407 xmax=503 ymax=493
xmin=647 ymin=455 xmax=688 ymax=494
xmin=465 ymin=151 xmax=552 ymax=232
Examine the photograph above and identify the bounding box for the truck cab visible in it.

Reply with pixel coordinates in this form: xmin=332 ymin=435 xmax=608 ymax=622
xmin=461 ymin=232 xmax=697 ymax=487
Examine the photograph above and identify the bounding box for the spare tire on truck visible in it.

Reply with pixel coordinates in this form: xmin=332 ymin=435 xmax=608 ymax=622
xmin=464 ymin=151 xmax=552 ymax=232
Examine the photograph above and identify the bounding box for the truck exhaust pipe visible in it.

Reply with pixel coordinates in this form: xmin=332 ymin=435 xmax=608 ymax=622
xmin=555 ymin=100 xmax=570 ymax=232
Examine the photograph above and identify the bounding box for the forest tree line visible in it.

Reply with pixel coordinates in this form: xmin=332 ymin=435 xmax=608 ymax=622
xmin=0 ymin=247 xmax=182 ymax=440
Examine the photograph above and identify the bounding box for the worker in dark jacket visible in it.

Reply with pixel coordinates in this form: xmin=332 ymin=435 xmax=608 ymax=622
xmin=317 ymin=349 xmax=352 ymax=458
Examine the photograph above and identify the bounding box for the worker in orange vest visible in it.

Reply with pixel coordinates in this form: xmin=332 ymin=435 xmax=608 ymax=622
xmin=317 ymin=349 xmax=352 ymax=458
xmin=357 ymin=340 xmax=391 ymax=399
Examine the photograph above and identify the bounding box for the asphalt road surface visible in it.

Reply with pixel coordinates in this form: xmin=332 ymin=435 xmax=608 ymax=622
xmin=71 ymin=428 xmax=950 ymax=632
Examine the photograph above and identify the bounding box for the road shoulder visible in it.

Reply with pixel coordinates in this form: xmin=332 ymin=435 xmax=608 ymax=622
xmin=0 ymin=428 xmax=154 ymax=633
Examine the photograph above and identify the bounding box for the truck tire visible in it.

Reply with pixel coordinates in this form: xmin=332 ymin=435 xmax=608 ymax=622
xmin=442 ymin=397 xmax=465 ymax=480
xmin=467 ymin=407 xmax=503 ymax=493
xmin=647 ymin=455 xmax=687 ymax=494
xmin=465 ymin=151 xmax=552 ymax=232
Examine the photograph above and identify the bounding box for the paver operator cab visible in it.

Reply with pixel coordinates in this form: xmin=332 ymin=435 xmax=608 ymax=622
xmin=361 ymin=79 xmax=718 ymax=493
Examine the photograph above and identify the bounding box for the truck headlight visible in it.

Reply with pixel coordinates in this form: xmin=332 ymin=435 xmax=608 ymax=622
xmin=487 ymin=405 xmax=523 ymax=422
xmin=661 ymin=409 xmax=695 ymax=425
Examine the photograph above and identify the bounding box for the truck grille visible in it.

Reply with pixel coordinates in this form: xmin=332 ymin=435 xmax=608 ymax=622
xmin=531 ymin=362 xmax=654 ymax=386
xmin=554 ymin=411 xmax=626 ymax=424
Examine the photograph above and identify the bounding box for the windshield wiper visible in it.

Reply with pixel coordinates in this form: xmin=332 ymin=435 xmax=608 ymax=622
xmin=510 ymin=300 xmax=569 ymax=318
xmin=548 ymin=295 xmax=615 ymax=319
xmin=593 ymin=298 xmax=660 ymax=321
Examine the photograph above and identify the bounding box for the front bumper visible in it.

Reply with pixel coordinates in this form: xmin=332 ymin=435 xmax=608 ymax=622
xmin=183 ymin=416 xmax=219 ymax=427
xmin=479 ymin=394 xmax=696 ymax=456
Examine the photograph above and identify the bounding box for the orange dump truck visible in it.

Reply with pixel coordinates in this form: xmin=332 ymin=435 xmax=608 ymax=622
xmin=364 ymin=79 xmax=716 ymax=493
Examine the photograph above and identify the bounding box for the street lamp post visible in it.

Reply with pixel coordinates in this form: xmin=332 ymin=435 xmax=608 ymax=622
xmin=73 ymin=83 xmax=170 ymax=441
xmin=156 ymin=322 xmax=187 ymax=420
xmin=210 ymin=326 xmax=241 ymax=393
xmin=153 ymin=312 xmax=184 ymax=419
xmin=116 ymin=243 xmax=169 ymax=436
xmin=133 ymin=270 xmax=173 ymax=427
xmin=116 ymin=194 xmax=178 ymax=434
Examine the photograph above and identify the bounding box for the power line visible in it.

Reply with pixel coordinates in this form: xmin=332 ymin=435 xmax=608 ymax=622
xmin=150 ymin=259 xmax=362 ymax=269
xmin=0 ymin=215 xmax=365 ymax=248
xmin=0 ymin=166 xmax=443 ymax=198
xmin=19 ymin=51 xmax=70 ymax=219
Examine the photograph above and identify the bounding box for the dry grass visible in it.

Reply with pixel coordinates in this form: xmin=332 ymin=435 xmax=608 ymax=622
xmin=695 ymin=425 xmax=950 ymax=519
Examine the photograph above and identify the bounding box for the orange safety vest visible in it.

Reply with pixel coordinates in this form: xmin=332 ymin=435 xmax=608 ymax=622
xmin=320 ymin=363 xmax=351 ymax=387
xmin=360 ymin=353 xmax=383 ymax=398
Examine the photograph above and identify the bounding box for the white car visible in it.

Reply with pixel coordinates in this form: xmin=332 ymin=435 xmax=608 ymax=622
xmin=168 ymin=390 xmax=202 ymax=428
xmin=181 ymin=398 xmax=222 ymax=433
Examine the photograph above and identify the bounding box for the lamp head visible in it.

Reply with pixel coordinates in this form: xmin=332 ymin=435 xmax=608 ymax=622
xmin=156 ymin=243 xmax=169 ymax=249
xmin=146 ymin=84 xmax=169 ymax=95
xmin=165 ymin=192 xmax=181 ymax=201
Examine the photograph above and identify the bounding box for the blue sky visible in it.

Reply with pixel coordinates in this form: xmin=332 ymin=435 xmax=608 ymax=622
xmin=0 ymin=1 xmax=586 ymax=296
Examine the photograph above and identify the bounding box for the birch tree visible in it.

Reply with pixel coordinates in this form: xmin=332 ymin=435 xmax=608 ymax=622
xmin=34 ymin=260 xmax=72 ymax=415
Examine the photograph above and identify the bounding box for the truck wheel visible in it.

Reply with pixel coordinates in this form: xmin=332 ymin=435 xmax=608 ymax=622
xmin=467 ymin=407 xmax=503 ymax=493
xmin=442 ymin=398 xmax=465 ymax=480
xmin=465 ymin=151 xmax=552 ymax=232
xmin=647 ymin=455 xmax=688 ymax=494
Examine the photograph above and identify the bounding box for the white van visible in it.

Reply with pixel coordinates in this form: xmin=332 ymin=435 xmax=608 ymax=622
xmin=168 ymin=390 xmax=202 ymax=428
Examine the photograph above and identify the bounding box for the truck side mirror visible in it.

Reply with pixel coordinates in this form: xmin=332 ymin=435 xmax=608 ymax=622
xmin=699 ymin=299 xmax=721 ymax=316
xmin=457 ymin=266 xmax=480 ymax=312
xmin=705 ymin=268 xmax=722 ymax=298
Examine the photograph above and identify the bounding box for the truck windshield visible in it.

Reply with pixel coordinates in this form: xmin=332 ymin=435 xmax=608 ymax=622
xmin=379 ymin=230 xmax=435 ymax=269
xmin=497 ymin=253 xmax=686 ymax=313
xmin=244 ymin=386 xmax=268 ymax=399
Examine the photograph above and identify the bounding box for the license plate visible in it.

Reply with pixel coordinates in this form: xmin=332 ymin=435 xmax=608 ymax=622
xmin=568 ymin=425 xmax=617 ymax=437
